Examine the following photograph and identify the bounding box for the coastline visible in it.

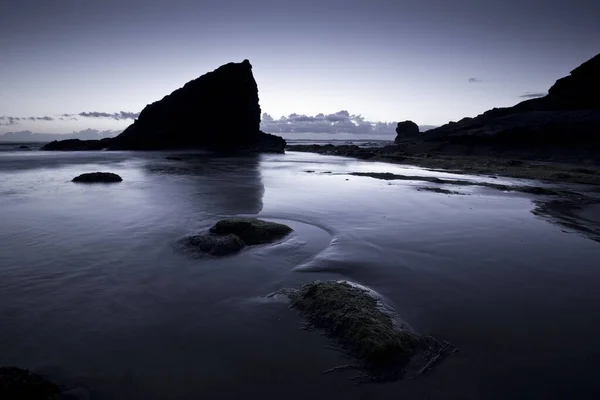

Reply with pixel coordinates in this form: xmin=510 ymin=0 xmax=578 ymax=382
xmin=286 ymin=144 xmax=600 ymax=186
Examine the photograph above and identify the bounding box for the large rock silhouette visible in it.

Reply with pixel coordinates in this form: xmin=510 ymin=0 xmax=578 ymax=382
xmin=416 ymin=52 xmax=600 ymax=159
xmin=394 ymin=120 xmax=420 ymax=143
xmin=42 ymin=60 xmax=285 ymax=152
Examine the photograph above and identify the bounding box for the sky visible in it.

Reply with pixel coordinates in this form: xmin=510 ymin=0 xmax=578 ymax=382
xmin=1 ymin=0 xmax=599 ymax=135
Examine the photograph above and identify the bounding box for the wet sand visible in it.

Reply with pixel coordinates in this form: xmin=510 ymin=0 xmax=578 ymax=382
xmin=288 ymin=145 xmax=600 ymax=244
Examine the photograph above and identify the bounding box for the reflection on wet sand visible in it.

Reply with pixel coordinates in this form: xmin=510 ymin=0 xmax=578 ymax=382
xmin=144 ymin=154 xmax=265 ymax=216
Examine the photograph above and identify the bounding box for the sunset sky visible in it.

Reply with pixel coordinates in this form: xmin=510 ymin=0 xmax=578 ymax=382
xmin=1 ymin=0 xmax=598 ymax=134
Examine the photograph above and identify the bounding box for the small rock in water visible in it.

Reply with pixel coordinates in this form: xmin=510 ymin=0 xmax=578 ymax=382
xmin=72 ymin=172 xmax=123 ymax=183
xmin=209 ymin=217 xmax=293 ymax=246
xmin=0 ymin=367 xmax=61 ymax=399
xmin=183 ymin=218 xmax=293 ymax=257
xmin=184 ymin=233 xmax=246 ymax=256
xmin=277 ymin=280 xmax=454 ymax=381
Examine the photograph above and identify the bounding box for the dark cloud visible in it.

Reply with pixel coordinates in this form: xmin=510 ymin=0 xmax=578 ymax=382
xmin=26 ymin=116 xmax=55 ymax=121
xmin=519 ymin=92 xmax=547 ymax=99
xmin=260 ymin=110 xmax=398 ymax=134
xmin=66 ymin=111 xmax=140 ymax=120
xmin=324 ymin=110 xmax=351 ymax=122
xmin=468 ymin=77 xmax=483 ymax=83
xmin=0 ymin=116 xmax=19 ymax=125
xmin=1 ymin=115 xmax=54 ymax=125
xmin=2 ymin=110 xmax=138 ymax=126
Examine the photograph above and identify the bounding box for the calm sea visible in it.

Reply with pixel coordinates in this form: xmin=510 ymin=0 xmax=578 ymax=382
xmin=1 ymin=144 xmax=599 ymax=399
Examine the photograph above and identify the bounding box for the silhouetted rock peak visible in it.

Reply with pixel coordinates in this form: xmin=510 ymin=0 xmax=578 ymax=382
xmin=42 ymin=60 xmax=285 ymax=153
xmin=394 ymin=120 xmax=420 ymax=143
xmin=110 ymin=59 xmax=272 ymax=151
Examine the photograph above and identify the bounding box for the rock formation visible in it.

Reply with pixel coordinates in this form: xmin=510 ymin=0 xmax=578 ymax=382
xmin=42 ymin=60 xmax=286 ymax=153
xmin=416 ymin=52 xmax=600 ymax=159
xmin=394 ymin=120 xmax=420 ymax=143
xmin=42 ymin=138 xmax=113 ymax=151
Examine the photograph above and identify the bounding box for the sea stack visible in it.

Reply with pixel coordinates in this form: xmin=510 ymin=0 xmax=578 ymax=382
xmin=42 ymin=60 xmax=286 ymax=153
xmin=394 ymin=120 xmax=420 ymax=143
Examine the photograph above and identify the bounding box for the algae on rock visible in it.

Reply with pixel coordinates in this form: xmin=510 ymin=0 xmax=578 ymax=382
xmin=183 ymin=217 xmax=293 ymax=256
xmin=209 ymin=217 xmax=293 ymax=246
xmin=275 ymin=280 xmax=456 ymax=381
xmin=288 ymin=281 xmax=421 ymax=372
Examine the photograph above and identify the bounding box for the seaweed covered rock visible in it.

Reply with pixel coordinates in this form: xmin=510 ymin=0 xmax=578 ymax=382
xmin=289 ymin=281 xmax=420 ymax=368
xmin=209 ymin=217 xmax=293 ymax=245
xmin=0 ymin=367 xmax=60 ymax=399
xmin=184 ymin=233 xmax=246 ymax=256
xmin=183 ymin=218 xmax=293 ymax=256
xmin=72 ymin=172 xmax=123 ymax=183
xmin=280 ymin=281 xmax=453 ymax=381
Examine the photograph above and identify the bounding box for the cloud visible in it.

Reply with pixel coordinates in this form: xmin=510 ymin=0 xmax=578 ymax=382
xmin=3 ymin=110 xmax=431 ymax=137
xmin=1 ymin=110 xmax=138 ymax=126
xmin=468 ymin=77 xmax=482 ymax=83
xmin=27 ymin=116 xmax=55 ymax=121
xmin=62 ymin=111 xmax=140 ymax=120
xmin=0 ymin=116 xmax=19 ymax=125
xmin=1 ymin=115 xmax=55 ymax=125
xmin=260 ymin=110 xmax=399 ymax=135
xmin=519 ymin=92 xmax=547 ymax=99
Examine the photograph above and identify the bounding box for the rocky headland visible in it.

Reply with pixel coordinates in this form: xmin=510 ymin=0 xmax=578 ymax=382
xmin=289 ymin=53 xmax=600 ymax=185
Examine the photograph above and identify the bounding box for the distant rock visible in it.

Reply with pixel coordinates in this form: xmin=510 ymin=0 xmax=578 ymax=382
xmin=72 ymin=172 xmax=123 ymax=183
xmin=0 ymin=367 xmax=61 ymax=399
xmin=183 ymin=217 xmax=293 ymax=256
xmin=394 ymin=120 xmax=420 ymax=143
xmin=1 ymin=129 xmax=119 ymax=143
xmin=42 ymin=138 xmax=112 ymax=151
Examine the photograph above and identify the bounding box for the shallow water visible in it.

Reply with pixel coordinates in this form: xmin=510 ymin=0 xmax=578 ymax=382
xmin=1 ymin=148 xmax=599 ymax=399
